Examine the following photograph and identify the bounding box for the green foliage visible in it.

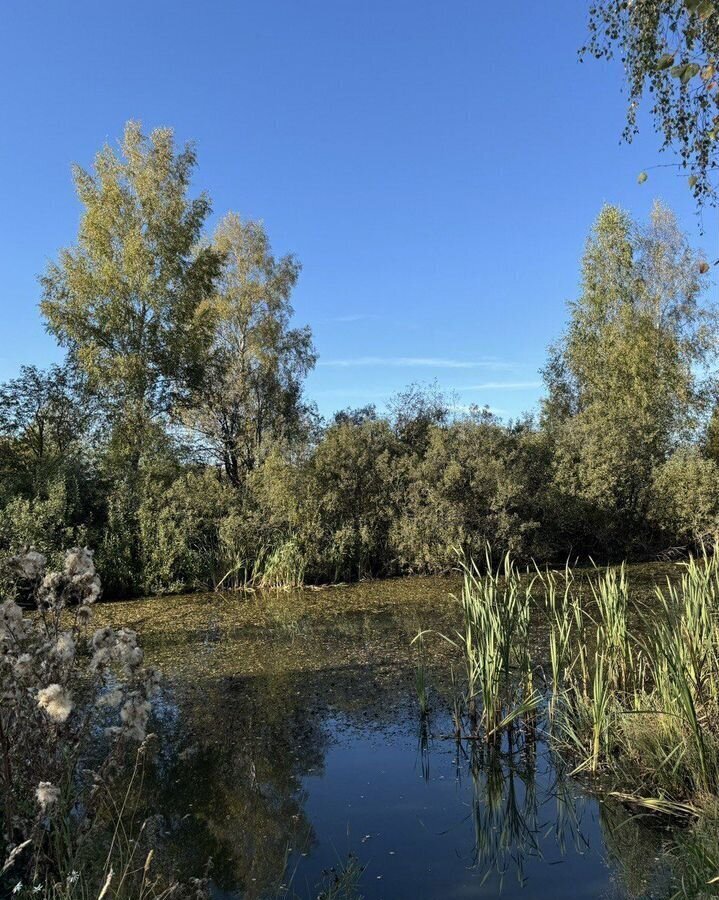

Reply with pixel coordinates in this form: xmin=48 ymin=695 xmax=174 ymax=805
xmin=393 ymin=413 xmax=553 ymax=572
xmin=40 ymin=121 xmax=222 ymax=462
xmin=300 ymin=417 xmax=399 ymax=581
xmin=184 ymin=214 xmax=317 ymax=487
xmin=0 ymin=480 xmax=87 ymax=577
xmin=387 ymin=381 xmax=450 ymax=454
xmin=584 ymin=0 xmax=719 ymax=204
xmin=544 ymin=202 xmax=715 ymax=554
xmin=97 ymin=478 xmax=142 ymax=598
xmin=138 ymin=469 xmax=233 ymax=595
xmin=651 ymin=448 xmax=719 ymax=547
xmin=0 ymin=364 xmax=91 ymax=500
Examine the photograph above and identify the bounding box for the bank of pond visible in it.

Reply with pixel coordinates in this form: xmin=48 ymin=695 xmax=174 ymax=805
xmin=75 ymin=558 xmax=716 ymax=899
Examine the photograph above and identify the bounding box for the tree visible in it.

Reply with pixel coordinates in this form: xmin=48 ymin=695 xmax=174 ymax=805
xmin=185 ymin=213 xmax=316 ymax=487
xmin=40 ymin=121 xmax=222 ymax=466
xmin=0 ymin=363 xmax=91 ymax=499
xmin=543 ymin=201 xmax=715 ymax=552
xmin=387 ymin=381 xmax=451 ymax=454
xmin=584 ymin=0 xmax=719 ymax=205
xmin=332 ymin=404 xmax=377 ymax=427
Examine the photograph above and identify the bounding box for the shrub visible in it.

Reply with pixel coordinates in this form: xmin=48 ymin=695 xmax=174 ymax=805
xmin=650 ymin=449 xmax=719 ymax=549
xmin=0 ymin=481 xmax=87 ymax=578
xmin=138 ymin=469 xmax=233 ymax=594
xmin=0 ymin=547 xmax=160 ymax=894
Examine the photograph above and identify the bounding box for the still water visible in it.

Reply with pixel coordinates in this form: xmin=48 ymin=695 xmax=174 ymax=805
xmin=98 ymin=575 xmax=679 ymax=899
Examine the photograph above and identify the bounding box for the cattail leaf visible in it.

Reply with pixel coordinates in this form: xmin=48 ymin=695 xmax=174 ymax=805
xmin=698 ymin=0 xmax=715 ymax=19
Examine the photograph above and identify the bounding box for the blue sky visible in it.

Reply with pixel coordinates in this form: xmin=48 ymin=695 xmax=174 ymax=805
xmin=1 ymin=0 xmax=717 ymax=420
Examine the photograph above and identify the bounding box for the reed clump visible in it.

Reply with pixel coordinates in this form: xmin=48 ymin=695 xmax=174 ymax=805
xmin=426 ymin=550 xmax=541 ymax=744
xmin=546 ymin=553 xmax=719 ymax=813
xmin=215 ymin=537 xmax=307 ymax=592
xmin=437 ymin=548 xmax=719 ymax=827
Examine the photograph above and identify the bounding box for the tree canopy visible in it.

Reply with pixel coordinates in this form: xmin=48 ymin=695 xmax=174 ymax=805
xmin=584 ymin=0 xmax=719 ymax=204
xmin=184 ymin=213 xmax=317 ymax=486
xmin=40 ymin=121 xmax=222 ymax=462
xmin=544 ymin=200 xmax=715 ymax=549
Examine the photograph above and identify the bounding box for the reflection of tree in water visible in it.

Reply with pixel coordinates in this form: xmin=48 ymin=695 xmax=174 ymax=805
xmin=139 ymin=672 xmax=326 ymax=898
xmin=138 ymin=631 xmax=434 ymax=898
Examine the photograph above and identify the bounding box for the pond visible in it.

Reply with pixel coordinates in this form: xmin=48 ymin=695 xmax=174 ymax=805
xmin=97 ymin=571 xmax=684 ymax=899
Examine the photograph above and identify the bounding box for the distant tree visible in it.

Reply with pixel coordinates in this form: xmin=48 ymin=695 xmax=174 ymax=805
xmin=185 ymin=213 xmax=316 ymax=487
xmin=387 ymin=381 xmax=451 ymax=454
xmin=333 ymin=405 xmax=378 ymax=426
xmin=40 ymin=121 xmax=222 ymax=467
xmin=584 ymin=0 xmax=719 ymax=205
xmin=0 ymin=363 xmax=90 ymax=497
xmin=543 ymin=201 xmax=715 ymax=552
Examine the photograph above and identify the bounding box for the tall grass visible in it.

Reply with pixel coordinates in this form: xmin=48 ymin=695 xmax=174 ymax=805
xmin=257 ymin=538 xmax=307 ymax=590
xmin=428 ymin=550 xmax=541 ymax=742
xmin=434 ymin=547 xmax=719 ymax=829
xmin=215 ymin=538 xmax=307 ymax=592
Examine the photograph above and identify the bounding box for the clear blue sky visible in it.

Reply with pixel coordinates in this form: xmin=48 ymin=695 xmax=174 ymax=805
xmin=1 ymin=0 xmax=717 ymax=420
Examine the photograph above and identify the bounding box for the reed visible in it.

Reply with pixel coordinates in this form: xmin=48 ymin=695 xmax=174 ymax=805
xmin=414 ymin=629 xmax=429 ymax=719
xmin=430 ymin=550 xmax=541 ymax=742
xmin=257 ymin=538 xmax=307 ymax=591
xmin=434 ymin=546 xmax=719 ymax=832
xmin=215 ymin=537 xmax=307 ymax=592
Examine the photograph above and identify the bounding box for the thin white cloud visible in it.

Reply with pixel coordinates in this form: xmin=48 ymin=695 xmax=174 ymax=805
xmin=313 ymin=388 xmax=393 ymax=398
xmin=458 ymin=381 xmax=542 ymax=391
xmin=329 ymin=313 xmax=381 ymax=323
xmin=318 ymin=356 xmax=516 ymax=370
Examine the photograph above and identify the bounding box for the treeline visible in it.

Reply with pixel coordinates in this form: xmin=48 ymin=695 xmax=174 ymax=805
xmin=1 ymin=123 xmax=718 ymax=596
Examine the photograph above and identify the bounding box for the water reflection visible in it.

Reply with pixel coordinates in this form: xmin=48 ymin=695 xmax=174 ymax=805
xmin=461 ymin=732 xmax=592 ymax=889
xmin=97 ymin=579 xmax=691 ymax=899
xmin=142 ymin=674 xmax=324 ymax=897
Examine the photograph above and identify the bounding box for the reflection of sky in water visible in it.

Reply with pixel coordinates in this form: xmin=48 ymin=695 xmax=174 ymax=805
xmin=291 ymin=717 xmax=611 ymax=899
xmin=97 ymin=575 xmax=678 ymax=900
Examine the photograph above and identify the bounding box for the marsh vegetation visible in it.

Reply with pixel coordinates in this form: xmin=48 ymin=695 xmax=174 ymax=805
xmin=6 ymin=562 xmax=719 ymax=898
xmin=422 ymin=551 xmax=719 ymax=893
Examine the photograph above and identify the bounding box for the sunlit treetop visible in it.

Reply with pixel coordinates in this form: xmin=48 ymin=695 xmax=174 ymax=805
xmin=584 ymin=0 xmax=719 ymax=206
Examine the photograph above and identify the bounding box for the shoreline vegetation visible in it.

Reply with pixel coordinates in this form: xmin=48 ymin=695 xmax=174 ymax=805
xmin=414 ymin=549 xmax=719 ymax=894
xmin=1 ymin=123 xmax=718 ymax=601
